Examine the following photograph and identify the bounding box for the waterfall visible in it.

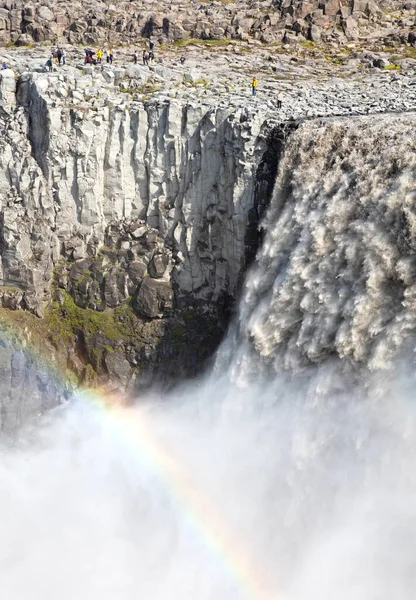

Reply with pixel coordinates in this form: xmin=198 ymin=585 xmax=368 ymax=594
xmin=237 ymin=112 xmax=416 ymax=372
xmin=2 ymin=113 xmax=416 ymax=600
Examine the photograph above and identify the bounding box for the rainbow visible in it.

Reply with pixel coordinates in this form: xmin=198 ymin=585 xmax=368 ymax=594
xmin=78 ymin=388 xmax=277 ymax=600
xmin=0 ymin=316 xmax=276 ymax=600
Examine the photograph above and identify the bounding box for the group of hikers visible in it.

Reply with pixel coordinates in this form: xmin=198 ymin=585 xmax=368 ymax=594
xmin=45 ymin=41 xmax=156 ymax=71
xmin=85 ymin=48 xmax=114 ymax=65
xmin=41 ymin=42 xmax=282 ymax=107
xmin=132 ymin=41 xmax=155 ymax=66
xmin=46 ymin=47 xmax=66 ymax=71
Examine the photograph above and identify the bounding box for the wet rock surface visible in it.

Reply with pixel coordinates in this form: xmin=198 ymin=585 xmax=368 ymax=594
xmin=0 ymin=328 xmax=69 ymax=435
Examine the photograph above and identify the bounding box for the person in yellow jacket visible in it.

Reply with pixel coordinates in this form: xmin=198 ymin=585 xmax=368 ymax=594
xmin=97 ymin=48 xmax=103 ymax=64
xmin=252 ymin=76 xmax=258 ymax=97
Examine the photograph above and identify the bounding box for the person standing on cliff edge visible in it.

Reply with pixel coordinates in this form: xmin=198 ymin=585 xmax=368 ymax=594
xmin=252 ymin=76 xmax=258 ymax=97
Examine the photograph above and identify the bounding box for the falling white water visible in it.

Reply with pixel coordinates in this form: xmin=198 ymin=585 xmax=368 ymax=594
xmin=2 ymin=113 xmax=416 ymax=600
xmin=237 ymin=112 xmax=416 ymax=373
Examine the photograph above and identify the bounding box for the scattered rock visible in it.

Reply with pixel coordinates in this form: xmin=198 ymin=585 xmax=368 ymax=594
xmin=373 ymin=57 xmax=389 ymax=69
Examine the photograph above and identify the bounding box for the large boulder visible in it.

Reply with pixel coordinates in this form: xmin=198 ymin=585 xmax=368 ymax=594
xmin=309 ymin=24 xmax=322 ymax=42
xmin=126 ymin=65 xmax=149 ymax=82
xmin=37 ymin=6 xmax=54 ymax=21
xmin=134 ymin=278 xmax=174 ymax=318
xmin=183 ymin=69 xmax=203 ymax=84
xmin=324 ymin=0 xmax=341 ymax=17
xmin=104 ymin=351 xmax=132 ymax=385
xmin=15 ymin=33 xmax=33 ymax=47
xmin=148 ymin=253 xmax=169 ymax=279
xmin=373 ymin=57 xmax=389 ymax=69
xmin=343 ymin=16 xmax=359 ymax=40
xmin=128 ymin=260 xmax=147 ymax=285
xmin=101 ymin=69 xmax=115 ymax=84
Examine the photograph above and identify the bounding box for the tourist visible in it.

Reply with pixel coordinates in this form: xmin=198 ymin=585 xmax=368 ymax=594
xmin=46 ymin=57 xmax=53 ymax=72
xmin=142 ymin=50 xmax=149 ymax=66
xmin=96 ymin=48 xmax=103 ymax=64
xmin=109 ymin=48 xmax=114 ymax=64
xmin=149 ymin=40 xmax=155 ymax=60
xmin=105 ymin=49 xmax=110 ymax=64
xmin=133 ymin=50 xmax=138 ymax=64
xmin=57 ymin=47 xmax=63 ymax=65
xmin=180 ymin=56 xmax=186 ymax=64
xmin=62 ymin=48 xmax=66 ymax=65
xmin=252 ymin=76 xmax=258 ymax=97
xmin=1 ymin=61 xmax=7 ymax=70
xmin=276 ymin=91 xmax=282 ymax=109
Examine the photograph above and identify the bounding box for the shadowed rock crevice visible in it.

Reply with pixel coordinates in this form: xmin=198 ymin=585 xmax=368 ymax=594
xmin=245 ymin=121 xmax=299 ymax=267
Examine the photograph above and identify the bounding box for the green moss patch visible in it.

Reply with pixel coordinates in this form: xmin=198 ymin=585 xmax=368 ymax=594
xmin=173 ymin=38 xmax=232 ymax=48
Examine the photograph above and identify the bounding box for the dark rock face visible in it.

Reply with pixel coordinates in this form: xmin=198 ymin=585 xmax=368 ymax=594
xmin=134 ymin=279 xmax=174 ymax=319
xmin=148 ymin=253 xmax=169 ymax=279
xmin=104 ymin=350 xmax=132 ymax=387
xmin=245 ymin=121 xmax=298 ymax=267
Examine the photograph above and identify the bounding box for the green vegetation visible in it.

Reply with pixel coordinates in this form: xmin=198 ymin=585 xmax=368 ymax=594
xmin=98 ymin=245 xmax=119 ymax=255
xmin=324 ymin=54 xmax=343 ymax=65
xmin=186 ymin=78 xmax=210 ymax=88
xmin=46 ymin=292 xmax=120 ymax=344
xmin=0 ymin=285 xmax=25 ymax=295
xmin=0 ymin=291 xmax=143 ymax=380
xmin=300 ymin=40 xmax=315 ymax=49
xmin=120 ymin=82 xmax=163 ymax=98
xmin=0 ymin=306 xmax=77 ymax=385
xmin=0 ymin=290 xmax=226 ymax=388
xmin=173 ymin=38 xmax=232 ymax=48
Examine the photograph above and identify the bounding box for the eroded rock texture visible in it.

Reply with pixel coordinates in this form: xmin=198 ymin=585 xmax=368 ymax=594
xmin=0 ymin=0 xmax=411 ymax=48
xmin=2 ymin=71 xmax=271 ymax=307
xmin=0 ymin=67 xmax=276 ymax=403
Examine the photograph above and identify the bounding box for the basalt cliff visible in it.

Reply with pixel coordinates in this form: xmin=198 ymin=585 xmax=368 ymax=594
xmin=0 ymin=19 xmax=415 ymax=431
xmin=0 ymin=45 xmax=291 ymax=422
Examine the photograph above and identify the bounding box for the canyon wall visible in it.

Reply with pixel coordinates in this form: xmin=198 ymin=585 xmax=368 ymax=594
xmin=0 ymin=67 xmax=280 ymax=431
xmin=1 ymin=62 xmax=415 ymax=431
